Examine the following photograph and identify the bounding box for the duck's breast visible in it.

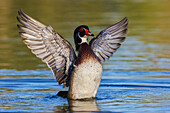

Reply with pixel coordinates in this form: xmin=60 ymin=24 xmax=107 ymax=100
xmin=68 ymin=43 xmax=102 ymax=99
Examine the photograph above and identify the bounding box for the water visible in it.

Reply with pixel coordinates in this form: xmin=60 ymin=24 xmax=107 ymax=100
xmin=0 ymin=0 xmax=170 ymax=112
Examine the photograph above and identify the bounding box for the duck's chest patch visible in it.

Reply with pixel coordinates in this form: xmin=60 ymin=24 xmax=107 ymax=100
xmin=74 ymin=43 xmax=101 ymax=66
xmin=68 ymin=43 xmax=103 ymax=99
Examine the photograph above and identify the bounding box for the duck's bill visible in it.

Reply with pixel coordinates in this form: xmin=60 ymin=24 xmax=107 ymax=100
xmin=85 ymin=29 xmax=94 ymax=36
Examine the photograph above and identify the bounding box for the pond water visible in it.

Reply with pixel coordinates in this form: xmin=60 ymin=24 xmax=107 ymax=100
xmin=0 ymin=0 xmax=170 ymax=112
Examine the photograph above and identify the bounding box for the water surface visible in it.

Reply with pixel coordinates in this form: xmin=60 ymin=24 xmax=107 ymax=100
xmin=0 ymin=0 xmax=170 ymax=112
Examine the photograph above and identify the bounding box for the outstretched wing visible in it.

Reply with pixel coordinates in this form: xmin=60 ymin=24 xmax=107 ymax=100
xmin=17 ymin=9 xmax=76 ymax=87
xmin=89 ymin=17 xmax=128 ymax=61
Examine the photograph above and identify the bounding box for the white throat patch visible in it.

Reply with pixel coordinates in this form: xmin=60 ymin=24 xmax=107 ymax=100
xmin=78 ymin=33 xmax=88 ymax=44
xmin=81 ymin=37 xmax=88 ymax=43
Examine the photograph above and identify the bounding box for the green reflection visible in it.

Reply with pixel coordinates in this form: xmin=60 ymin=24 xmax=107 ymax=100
xmin=0 ymin=0 xmax=169 ymax=71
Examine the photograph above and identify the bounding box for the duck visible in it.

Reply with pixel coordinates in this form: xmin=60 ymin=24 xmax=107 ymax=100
xmin=17 ymin=9 xmax=128 ymax=99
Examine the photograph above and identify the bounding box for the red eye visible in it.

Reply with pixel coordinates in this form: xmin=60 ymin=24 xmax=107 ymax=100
xmin=80 ymin=28 xmax=83 ymax=32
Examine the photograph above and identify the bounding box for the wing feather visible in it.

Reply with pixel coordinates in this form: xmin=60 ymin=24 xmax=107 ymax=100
xmin=90 ymin=17 xmax=128 ymax=61
xmin=17 ymin=9 xmax=76 ymax=87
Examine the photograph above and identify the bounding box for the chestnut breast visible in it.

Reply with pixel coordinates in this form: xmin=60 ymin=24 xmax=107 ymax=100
xmin=75 ymin=43 xmax=101 ymax=66
xmin=68 ymin=43 xmax=103 ymax=99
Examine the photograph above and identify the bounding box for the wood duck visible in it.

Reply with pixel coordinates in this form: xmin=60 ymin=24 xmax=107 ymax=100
xmin=17 ymin=9 xmax=128 ymax=99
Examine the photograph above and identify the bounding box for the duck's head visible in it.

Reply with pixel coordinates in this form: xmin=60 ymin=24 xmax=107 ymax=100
xmin=74 ymin=25 xmax=94 ymax=51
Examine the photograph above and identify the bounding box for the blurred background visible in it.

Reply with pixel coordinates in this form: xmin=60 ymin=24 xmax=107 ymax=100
xmin=0 ymin=0 xmax=170 ymax=112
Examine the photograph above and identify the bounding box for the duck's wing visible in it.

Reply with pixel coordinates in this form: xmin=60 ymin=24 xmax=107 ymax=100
xmin=17 ymin=9 xmax=76 ymax=87
xmin=89 ymin=17 xmax=128 ymax=62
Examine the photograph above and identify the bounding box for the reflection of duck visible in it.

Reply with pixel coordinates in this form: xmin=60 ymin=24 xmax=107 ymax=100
xmin=54 ymin=98 xmax=101 ymax=112
xmin=68 ymin=99 xmax=101 ymax=112
xmin=17 ymin=9 xmax=128 ymax=99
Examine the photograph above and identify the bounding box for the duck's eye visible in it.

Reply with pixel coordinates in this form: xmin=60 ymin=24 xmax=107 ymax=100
xmin=80 ymin=28 xmax=84 ymax=32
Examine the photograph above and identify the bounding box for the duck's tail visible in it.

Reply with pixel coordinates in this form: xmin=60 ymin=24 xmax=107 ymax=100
xmin=57 ymin=91 xmax=68 ymax=98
